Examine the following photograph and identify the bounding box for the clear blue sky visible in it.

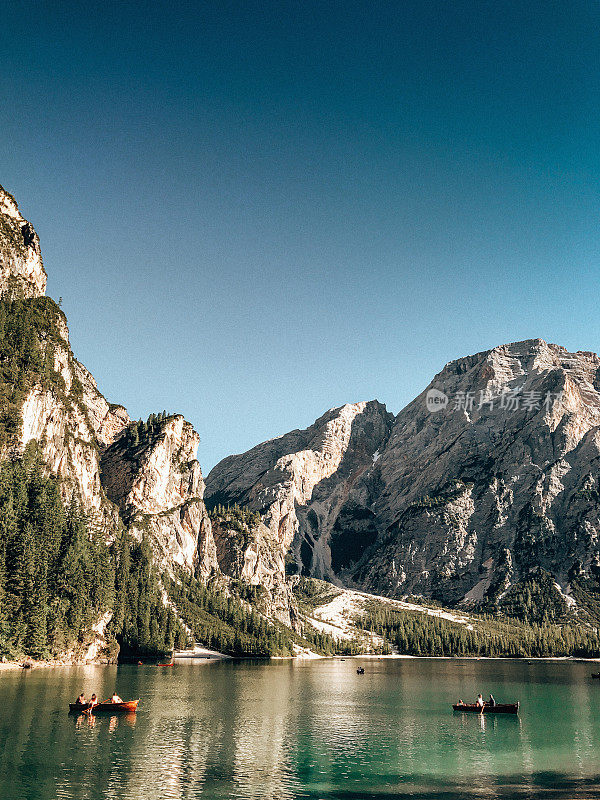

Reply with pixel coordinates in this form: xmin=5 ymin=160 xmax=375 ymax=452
xmin=2 ymin=1 xmax=599 ymax=472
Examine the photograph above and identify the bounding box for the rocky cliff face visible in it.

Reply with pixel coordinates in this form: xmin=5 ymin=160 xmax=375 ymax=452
xmin=0 ymin=187 xmax=130 ymax=532
xmin=210 ymin=508 xmax=297 ymax=626
xmin=0 ymin=185 xmax=220 ymax=579
xmin=19 ymin=338 xmax=130 ymax=528
xmin=205 ymin=401 xmax=395 ymax=581
xmin=0 ymin=186 xmax=46 ymax=298
xmin=0 ymin=184 xmax=303 ymax=632
xmin=207 ymin=340 xmax=600 ymax=607
xmin=350 ymin=338 xmax=600 ymax=603
xmin=101 ymin=416 xmax=217 ymax=576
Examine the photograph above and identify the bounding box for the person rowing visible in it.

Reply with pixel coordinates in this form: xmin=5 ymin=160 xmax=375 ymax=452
xmin=83 ymin=693 xmax=98 ymax=716
xmin=76 ymin=692 xmax=86 ymax=706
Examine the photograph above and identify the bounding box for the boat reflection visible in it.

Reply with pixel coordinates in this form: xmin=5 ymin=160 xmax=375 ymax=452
xmin=2 ymin=659 xmax=600 ymax=800
xmin=74 ymin=712 xmax=96 ymax=729
xmin=73 ymin=710 xmax=137 ymax=732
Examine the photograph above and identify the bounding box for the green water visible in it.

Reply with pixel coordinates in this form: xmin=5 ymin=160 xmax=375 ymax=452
xmin=1 ymin=658 xmax=600 ymax=799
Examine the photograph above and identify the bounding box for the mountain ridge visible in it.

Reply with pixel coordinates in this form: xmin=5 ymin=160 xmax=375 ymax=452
xmin=4 ymin=182 xmax=600 ymax=664
xmin=0 ymin=184 xmax=299 ymax=661
xmin=207 ymin=337 xmax=600 ymax=611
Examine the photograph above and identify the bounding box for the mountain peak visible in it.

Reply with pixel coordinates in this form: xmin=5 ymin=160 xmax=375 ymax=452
xmin=432 ymin=338 xmax=600 ymax=399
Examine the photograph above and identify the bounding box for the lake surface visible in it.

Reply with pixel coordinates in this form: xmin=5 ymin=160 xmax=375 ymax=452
xmin=1 ymin=658 xmax=600 ymax=799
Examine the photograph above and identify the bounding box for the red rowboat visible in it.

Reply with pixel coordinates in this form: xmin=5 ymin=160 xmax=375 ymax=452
xmin=453 ymin=702 xmax=519 ymax=714
xmin=157 ymin=662 xmax=174 ymax=666
xmin=69 ymin=699 xmax=139 ymax=713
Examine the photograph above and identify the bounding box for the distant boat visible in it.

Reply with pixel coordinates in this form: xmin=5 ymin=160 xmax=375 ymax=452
xmin=69 ymin=700 xmax=139 ymax=714
xmin=356 ymin=667 xmax=365 ymax=674
xmin=453 ymin=702 xmax=519 ymax=715
xmin=591 ymin=673 xmax=600 ymax=679
xmin=157 ymin=662 xmax=174 ymax=666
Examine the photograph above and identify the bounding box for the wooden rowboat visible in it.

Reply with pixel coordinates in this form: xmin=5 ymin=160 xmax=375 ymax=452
xmin=453 ymin=702 xmax=519 ymax=714
xmin=69 ymin=699 xmax=139 ymax=714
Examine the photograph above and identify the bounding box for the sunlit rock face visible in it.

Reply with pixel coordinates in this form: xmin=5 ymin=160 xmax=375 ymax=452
xmin=350 ymin=339 xmax=600 ymax=602
xmin=100 ymin=416 xmax=218 ymax=575
xmin=0 ymin=185 xmax=216 ymax=577
xmin=18 ymin=346 xmax=131 ymax=527
xmin=207 ymin=340 xmax=600 ymax=605
xmin=205 ymin=401 xmax=395 ymax=582
xmin=0 ymin=185 xmax=46 ymax=298
xmin=0 ymin=184 xmax=305 ymax=637
xmin=0 ymin=184 xmax=129 ymax=531
xmin=211 ymin=512 xmax=298 ymax=627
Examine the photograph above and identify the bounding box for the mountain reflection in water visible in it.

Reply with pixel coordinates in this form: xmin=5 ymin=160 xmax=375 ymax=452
xmin=1 ymin=658 xmax=600 ymax=799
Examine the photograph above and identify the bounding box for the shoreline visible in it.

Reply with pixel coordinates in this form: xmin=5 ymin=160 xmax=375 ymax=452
xmin=3 ymin=653 xmax=600 ymax=672
xmin=0 ymin=659 xmax=109 ymax=672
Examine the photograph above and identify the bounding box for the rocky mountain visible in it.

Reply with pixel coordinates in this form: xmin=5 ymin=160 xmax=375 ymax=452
xmin=209 ymin=505 xmax=297 ymax=627
xmin=5 ymin=179 xmax=600 ymax=663
xmin=0 ymin=183 xmax=216 ymax=577
xmin=207 ymin=339 xmax=600 ymax=609
xmin=205 ymin=401 xmax=394 ymax=581
xmin=100 ymin=415 xmax=217 ymax=577
xmin=0 ymin=184 xmax=298 ymax=660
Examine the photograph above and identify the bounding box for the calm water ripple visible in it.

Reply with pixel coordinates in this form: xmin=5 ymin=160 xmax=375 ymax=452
xmin=1 ymin=659 xmax=600 ymax=799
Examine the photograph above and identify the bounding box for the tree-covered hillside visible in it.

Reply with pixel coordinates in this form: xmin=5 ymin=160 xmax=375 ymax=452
xmin=0 ymin=295 xmax=74 ymax=449
xmin=0 ymin=443 xmax=185 ymax=661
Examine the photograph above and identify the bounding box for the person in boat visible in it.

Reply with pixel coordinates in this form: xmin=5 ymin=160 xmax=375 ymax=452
xmin=110 ymin=693 xmax=122 ymax=704
xmin=82 ymin=693 xmax=97 ymax=716
xmin=77 ymin=692 xmax=86 ymax=706
xmin=476 ymin=694 xmax=485 ymax=708
xmin=489 ymin=694 xmax=495 ymax=707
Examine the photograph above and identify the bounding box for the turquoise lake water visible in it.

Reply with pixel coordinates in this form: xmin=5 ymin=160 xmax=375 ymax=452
xmin=1 ymin=658 xmax=600 ymax=799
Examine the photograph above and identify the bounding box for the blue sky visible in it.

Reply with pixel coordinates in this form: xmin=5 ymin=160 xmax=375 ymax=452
xmin=2 ymin=1 xmax=599 ymax=471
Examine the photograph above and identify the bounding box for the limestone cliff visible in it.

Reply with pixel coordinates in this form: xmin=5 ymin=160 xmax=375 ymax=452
xmin=349 ymin=339 xmax=600 ymax=603
xmin=205 ymin=401 xmax=395 ymax=581
xmin=207 ymin=341 xmax=600 ymax=607
xmin=0 ymin=185 xmax=46 ymax=298
xmin=0 ymin=185 xmax=218 ymax=578
xmin=100 ymin=416 xmax=217 ymax=576
xmin=18 ymin=331 xmax=130 ymax=529
xmin=209 ymin=506 xmax=298 ymax=627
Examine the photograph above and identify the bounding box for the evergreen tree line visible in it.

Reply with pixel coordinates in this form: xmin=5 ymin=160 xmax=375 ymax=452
xmin=0 ymin=444 xmax=184 ymax=661
xmin=123 ymin=411 xmax=171 ymax=449
xmin=0 ymin=296 xmax=68 ymax=449
xmin=359 ymin=606 xmax=600 ymax=658
xmin=165 ymin=569 xmax=360 ymax=657
xmin=165 ymin=569 xmax=295 ymax=656
xmin=209 ymin=504 xmax=262 ymax=531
